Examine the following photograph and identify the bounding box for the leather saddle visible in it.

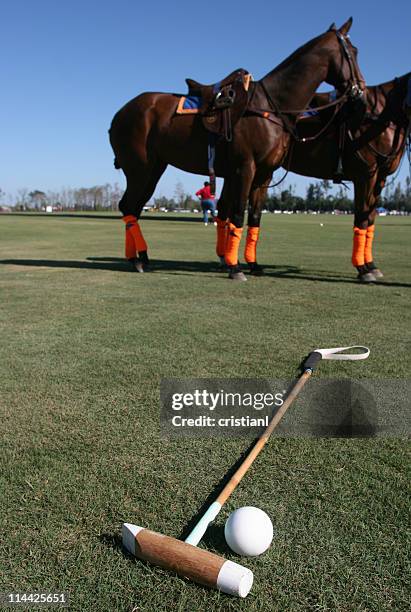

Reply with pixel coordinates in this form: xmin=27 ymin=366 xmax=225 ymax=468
xmin=185 ymin=68 xmax=252 ymax=139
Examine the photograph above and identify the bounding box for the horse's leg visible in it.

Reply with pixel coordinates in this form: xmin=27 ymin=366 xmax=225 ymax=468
xmin=244 ymin=185 xmax=267 ymax=276
xmin=225 ymin=162 xmax=256 ymax=281
xmin=120 ymin=161 xmax=167 ymax=271
xmin=352 ymin=174 xmax=378 ymax=283
xmin=216 ymin=180 xmax=231 ymax=269
xmin=364 ymin=177 xmax=385 ymax=279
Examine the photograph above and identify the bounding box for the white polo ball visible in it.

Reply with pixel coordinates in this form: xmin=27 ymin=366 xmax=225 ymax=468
xmin=224 ymin=506 xmax=274 ymax=556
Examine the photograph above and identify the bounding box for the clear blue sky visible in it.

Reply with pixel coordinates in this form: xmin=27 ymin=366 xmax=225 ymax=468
xmin=1 ymin=0 xmax=410 ymax=201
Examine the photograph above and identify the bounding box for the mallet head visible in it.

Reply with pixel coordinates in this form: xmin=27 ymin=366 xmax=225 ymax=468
xmin=122 ymin=523 xmax=253 ymax=597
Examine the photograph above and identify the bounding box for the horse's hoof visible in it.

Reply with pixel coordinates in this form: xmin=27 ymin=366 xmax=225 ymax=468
xmin=229 ymin=267 xmax=247 ymax=281
xmin=132 ymin=258 xmax=150 ymax=272
xmin=357 ymin=271 xmax=375 ymax=283
xmin=230 ymin=271 xmax=247 ymax=281
xmin=134 ymin=260 xmax=145 ymax=273
xmin=367 ymin=266 xmax=383 ymax=279
xmin=248 ymin=263 xmax=264 ymax=276
xmin=366 ymin=262 xmax=383 ymax=279
xmin=129 ymin=253 xmax=149 ymax=273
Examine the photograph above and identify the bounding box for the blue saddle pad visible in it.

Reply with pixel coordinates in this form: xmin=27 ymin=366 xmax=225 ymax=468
xmin=182 ymin=95 xmax=202 ymax=110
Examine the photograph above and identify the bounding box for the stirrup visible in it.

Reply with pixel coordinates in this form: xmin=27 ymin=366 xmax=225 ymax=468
xmin=333 ymin=157 xmax=344 ymax=184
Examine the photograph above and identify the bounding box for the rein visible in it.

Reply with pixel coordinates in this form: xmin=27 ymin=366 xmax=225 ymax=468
xmin=264 ymin=139 xmax=295 ymax=189
xmin=266 ymin=84 xmax=350 ymax=116
xmin=254 ymin=80 xmax=350 ymax=143
xmin=364 ymin=124 xmax=407 ymax=161
xmin=295 ymin=102 xmax=344 ymax=143
xmin=354 ymin=123 xmax=410 ymax=183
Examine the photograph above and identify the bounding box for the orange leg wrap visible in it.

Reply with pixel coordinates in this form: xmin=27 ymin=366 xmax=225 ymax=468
xmin=225 ymin=223 xmax=243 ymax=267
xmin=244 ymin=226 xmax=260 ymax=264
xmin=364 ymin=225 xmax=375 ymax=264
xmin=216 ymin=218 xmax=228 ymax=257
xmin=351 ymin=227 xmax=367 ymax=267
xmin=224 ymin=221 xmax=231 ymax=253
xmin=125 ymin=227 xmax=137 ymax=259
xmin=123 ymin=215 xmax=147 ymax=253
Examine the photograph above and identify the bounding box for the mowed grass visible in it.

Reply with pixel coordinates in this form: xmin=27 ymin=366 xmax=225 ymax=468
xmin=0 ymin=212 xmax=410 ymax=612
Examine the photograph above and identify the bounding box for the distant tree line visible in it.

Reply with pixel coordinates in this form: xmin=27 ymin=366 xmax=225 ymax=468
xmin=2 ymin=177 xmax=410 ymax=213
xmin=263 ymin=178 xmax=411 ymax=213
xmin=381 ymin=178 xmax=411 ymax=212
xmin=8 ymin=184 xmax=123 ymax=212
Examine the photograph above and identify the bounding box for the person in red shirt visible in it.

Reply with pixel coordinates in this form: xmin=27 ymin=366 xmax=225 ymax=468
xmin=195 ymin=181 xmax=217 ymax=226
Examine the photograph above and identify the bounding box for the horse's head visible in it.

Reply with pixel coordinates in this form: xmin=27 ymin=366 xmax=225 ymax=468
xmin=321 ymin=18 xmax=366 ymax=99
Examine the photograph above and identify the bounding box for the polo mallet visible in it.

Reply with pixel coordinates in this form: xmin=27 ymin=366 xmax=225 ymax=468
xmin=123 ymin=345 xmax=370 ymax=597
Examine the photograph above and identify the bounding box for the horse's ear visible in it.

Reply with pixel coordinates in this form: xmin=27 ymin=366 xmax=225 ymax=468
xmin=338 ymin=17 xmax=353 ymax=35
xmin=328 ymin=22 xmax=337 ymax=31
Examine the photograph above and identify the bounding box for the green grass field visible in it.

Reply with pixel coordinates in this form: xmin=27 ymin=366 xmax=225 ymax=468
xmin=1 ymin=212 xmax=410 ymax=611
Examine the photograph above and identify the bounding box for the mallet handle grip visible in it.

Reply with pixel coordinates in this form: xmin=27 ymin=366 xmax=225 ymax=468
xmin=302 ymin=350 xmax=323 ymax=372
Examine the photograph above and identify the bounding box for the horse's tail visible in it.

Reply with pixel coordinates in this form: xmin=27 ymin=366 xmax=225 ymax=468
xmin=114 ymin=157 xmax=121 ymax=169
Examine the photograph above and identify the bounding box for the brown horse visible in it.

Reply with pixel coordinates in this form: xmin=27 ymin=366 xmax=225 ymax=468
xmin=217 ymin=74 xmax=411 ymax=282
xmin=282 ymin=73 xmax=410 ymax=282
xmin=109 ymin=18 xmax=365 ymax=280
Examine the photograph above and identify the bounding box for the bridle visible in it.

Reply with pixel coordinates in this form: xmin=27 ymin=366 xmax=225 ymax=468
xmin=335 ymin=31 xmax=364 ymax=100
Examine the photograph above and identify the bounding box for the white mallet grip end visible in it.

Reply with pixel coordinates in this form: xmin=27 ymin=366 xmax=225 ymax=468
xmin=122 ymin=523 xmax=143 ymax=555
xmin=217 ymin=559 xmax=254 ymax=597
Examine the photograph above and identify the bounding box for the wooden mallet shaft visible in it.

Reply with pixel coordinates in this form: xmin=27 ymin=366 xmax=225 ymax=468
xmin=217 ymin=369 xmax=312 ymax=505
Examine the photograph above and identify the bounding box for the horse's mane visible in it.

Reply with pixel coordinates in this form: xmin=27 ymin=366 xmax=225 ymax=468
xmin=367 ymin=71 xmax=411 ymax=92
